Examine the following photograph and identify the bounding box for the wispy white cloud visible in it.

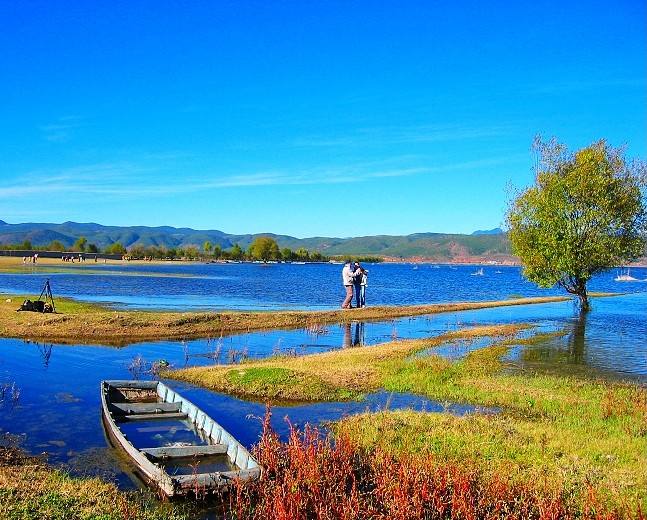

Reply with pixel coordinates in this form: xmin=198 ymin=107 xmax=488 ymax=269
xmin=39 ymin=115 xmax=85 ymax=143
xmin=0 ymin=154 xmax=519 ymax=201
xmin=291 ymin=124 xmax=512 ymax=148
xmin=530 ymin=78 xmax=647 ymax=95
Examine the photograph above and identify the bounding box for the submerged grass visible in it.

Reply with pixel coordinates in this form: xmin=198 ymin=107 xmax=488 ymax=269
xmin=0 ymin=293 xmax=570 ymax=344
xmin=0 ymin=444 xmax=189 ymax=520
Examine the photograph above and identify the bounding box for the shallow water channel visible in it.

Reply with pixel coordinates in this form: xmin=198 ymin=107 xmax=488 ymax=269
xmin=0 ymin=293 xmax=645 ymax=496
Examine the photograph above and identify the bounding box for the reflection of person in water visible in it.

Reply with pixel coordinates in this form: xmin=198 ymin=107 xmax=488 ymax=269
xmin=342 ymin=322 xmax=352 ymax=348
xmin=342 ymin=322 xmax=365 ymax=348
xmin=353 ymin=321 xmax=365 ymax=347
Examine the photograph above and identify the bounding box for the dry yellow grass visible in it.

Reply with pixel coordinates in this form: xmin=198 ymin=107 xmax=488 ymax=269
xmin=0 ymin=291 xmax=568 ymax=345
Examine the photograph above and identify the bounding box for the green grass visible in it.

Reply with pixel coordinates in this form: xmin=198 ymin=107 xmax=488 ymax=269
xmin=0 ymin=447 xmax=189 ymax=520
xmin=224 ymin=366 xmax=362 ymax=401
xmin=1 ymin=294 xmax=107 ymax=314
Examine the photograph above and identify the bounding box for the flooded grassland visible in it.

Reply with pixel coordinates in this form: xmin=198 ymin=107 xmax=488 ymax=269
xmin=0 ymin=263 xmax=645 ymax=518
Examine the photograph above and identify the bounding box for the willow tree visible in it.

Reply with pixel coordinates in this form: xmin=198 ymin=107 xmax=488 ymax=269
xmin=506 ymin=138 xmax=646 ymax=310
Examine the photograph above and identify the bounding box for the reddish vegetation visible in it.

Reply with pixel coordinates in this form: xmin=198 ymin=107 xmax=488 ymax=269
xmin=229 ymin=410 xmax=642 ymax=520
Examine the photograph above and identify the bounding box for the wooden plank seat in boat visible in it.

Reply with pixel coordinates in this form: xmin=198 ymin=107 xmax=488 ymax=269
xmin=110 ymin=402 xmax=182 ymax=415
xmin=142 ymin=444 xmax=228 ymax=458
xmin=118 ymin=412 xmax=188 ymax=421
xmin=173 ymin=468 xmax=261 ymax=489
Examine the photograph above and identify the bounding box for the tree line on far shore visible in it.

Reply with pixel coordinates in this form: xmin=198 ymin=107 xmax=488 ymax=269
xmin=0 ymin=236 xmax=382 ymax=264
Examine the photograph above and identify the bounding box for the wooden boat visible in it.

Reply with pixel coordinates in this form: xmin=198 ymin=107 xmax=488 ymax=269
xmin=101 ymin=380 xmax=260 ymax=497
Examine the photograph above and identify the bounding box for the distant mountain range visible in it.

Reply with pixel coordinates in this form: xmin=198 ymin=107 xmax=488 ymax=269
xmin=0 ymin=220 xmax=513 ymax=261
xmin=471 ymin=227 xmax=504 ymax=235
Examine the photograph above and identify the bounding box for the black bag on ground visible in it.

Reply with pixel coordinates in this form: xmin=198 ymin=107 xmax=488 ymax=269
xmin=17 ymin=299 xmax=46 ymax=312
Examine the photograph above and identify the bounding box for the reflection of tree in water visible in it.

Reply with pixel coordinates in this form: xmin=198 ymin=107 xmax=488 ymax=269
xmin=342 ymin=322 xmax=366 ymax=348
xmin=37 ymin=343 xmax=53 ymax=368
xmin=519 ymin=312 xmax=588 ymax=368
xmin=0 ymin=381 xmax=21 ymax=408
xmin=566 ymin=311 xmax=587 ymax=364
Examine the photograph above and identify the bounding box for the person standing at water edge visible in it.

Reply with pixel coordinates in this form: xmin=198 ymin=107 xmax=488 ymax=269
xmin=341 ymin=261 xmax=355 ymax=308
xmin=352 ymin=262 xmax=362 ymax=308
xmin=353 ymin=262 xmax=369 ymax=308
xmin=359 ymin=266 xmax=368 ymax=307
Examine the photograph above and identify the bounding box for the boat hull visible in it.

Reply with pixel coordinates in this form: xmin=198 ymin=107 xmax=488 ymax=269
xmin=101 ymin=380 xmax=260 ymax=497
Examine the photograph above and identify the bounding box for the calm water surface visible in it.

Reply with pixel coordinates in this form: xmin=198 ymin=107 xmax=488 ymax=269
xmin=1 ymin=262 xmax=646 ymax=310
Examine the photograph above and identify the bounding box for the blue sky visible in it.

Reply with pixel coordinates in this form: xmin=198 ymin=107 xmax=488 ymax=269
xmin=1 ymin=1 xmax=645 ymax=237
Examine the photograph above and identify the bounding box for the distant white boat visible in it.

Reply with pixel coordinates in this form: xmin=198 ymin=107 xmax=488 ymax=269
xmin=471 ymin=267 xmax=484 ymax=276
xmin=412 ymin=265 xmax=418 ymax=270
xmin=615 ymin=268 xmax=639 ymax=282
xmin=292 ymin=261 xmax=306 ymax=265
xmin=495 ymin=270 xmax=503 ymax=274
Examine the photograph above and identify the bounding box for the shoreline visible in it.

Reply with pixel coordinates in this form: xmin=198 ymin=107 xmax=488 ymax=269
xmin=0 ymin=294 xmax=575 ymax=345
xmin=2 ymin=255 xmax=646 ymax=269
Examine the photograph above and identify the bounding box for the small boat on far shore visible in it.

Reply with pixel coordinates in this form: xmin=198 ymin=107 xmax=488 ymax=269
xmin=615 ymin=268 xmax=639 ymax=282
xmin=101 ymin=380 xmax=260 ymax=497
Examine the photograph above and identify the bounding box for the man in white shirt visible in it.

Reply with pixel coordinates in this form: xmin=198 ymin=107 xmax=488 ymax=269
xmin=341 ymin=261 xmax=355 ymax=308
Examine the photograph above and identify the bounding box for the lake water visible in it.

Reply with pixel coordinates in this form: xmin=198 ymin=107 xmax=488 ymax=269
xmin=0 ymin=263 xmax=645 ymax=498
xmin=1 ymin=262 xmax=646 ymax=310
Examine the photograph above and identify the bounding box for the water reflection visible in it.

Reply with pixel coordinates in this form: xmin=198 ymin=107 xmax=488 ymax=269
xmin=567 ymin=311 xmax=587 ymax=364
xmin=342 ymin=322 xmax=365 ymax=348
xmin=37 ymin=343 xmax=53 ymax=367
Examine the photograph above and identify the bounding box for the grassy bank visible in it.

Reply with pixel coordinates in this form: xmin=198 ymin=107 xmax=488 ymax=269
xmin=0 ymin=294 xmax=569 ymax=344
xmin=170 ymin=326 xmax=647 ymax=511
xmin=0 ymin=444 xmax=188 ymax=520
xmin=169 ymin=324 xmax=526 ymax=401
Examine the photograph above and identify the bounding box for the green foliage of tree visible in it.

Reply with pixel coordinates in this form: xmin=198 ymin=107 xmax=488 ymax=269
xmin=213 ymin=244 xmax=222 ymax=259
xmin=184 ymin=246 xmax=200 ymax=259
xmin=105 ymin=242 xmax=127 ymax=255
xmin=87 ymin=243 xmax=98 ymax=253
xmin=203 ymin=241 xmax=212 ymax=253
xmin=128 ymin=245 xmax=146 ymax=258
xmin=295 ymin=247 xmax=310 ymax=261
xmin=248 ymin=236 xmax=280 ymax=261
xmin=281 ymin=247 xmax=293 ymax=261
xmin=73 ymin=236 xmax=88 ymax=252
xmin=48 ymin=240 xmax=65 ymax=252
xmin=506 ymin=137 xmax=647 ymax=310
xmin=21 ymin=240 xmax=32 ymax=250
xmin=229 ymin=243 xmax=244 ymax=260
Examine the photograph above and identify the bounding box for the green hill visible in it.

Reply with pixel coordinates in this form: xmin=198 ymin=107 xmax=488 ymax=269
xmin=0 ymin=220 xmax=512 ymax=260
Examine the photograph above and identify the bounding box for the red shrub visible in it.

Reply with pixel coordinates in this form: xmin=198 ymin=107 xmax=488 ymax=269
xmin=228 ymin=409 xmax=638 ymax=520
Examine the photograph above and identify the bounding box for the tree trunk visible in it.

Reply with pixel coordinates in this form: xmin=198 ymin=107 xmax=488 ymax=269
xmin=577 ymin=288 xmax=590 ymax=311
